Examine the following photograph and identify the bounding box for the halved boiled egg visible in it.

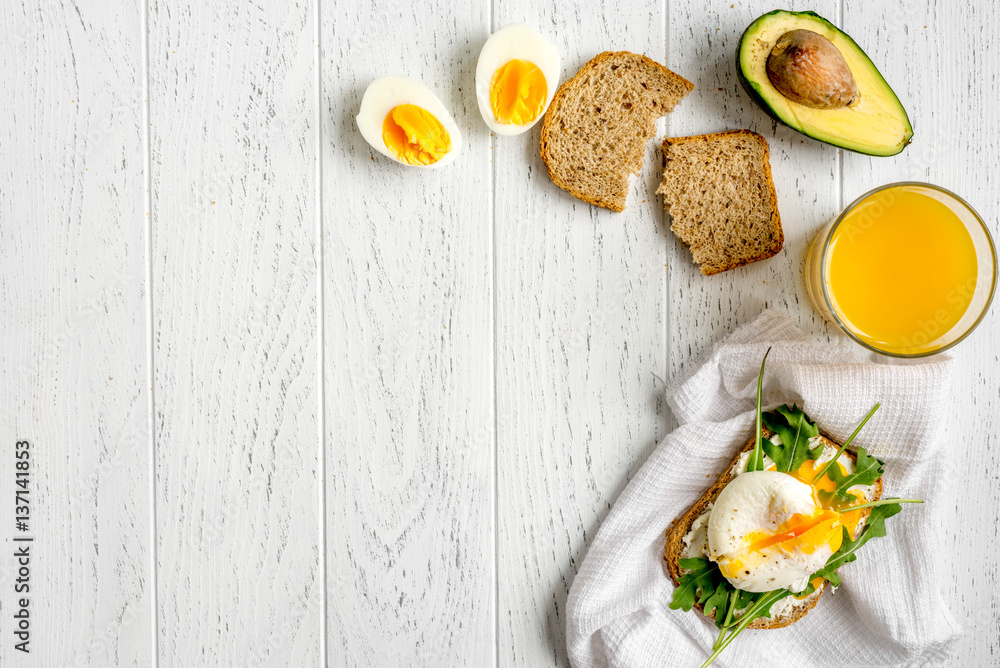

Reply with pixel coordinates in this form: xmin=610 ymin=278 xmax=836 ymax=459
xmin=707 ymin=470 xmax=844 ymax=593
xmin=357 ymin=76 xmax=462 ymax=168
xmin=475 ymin=24 xmax=560 ymax=135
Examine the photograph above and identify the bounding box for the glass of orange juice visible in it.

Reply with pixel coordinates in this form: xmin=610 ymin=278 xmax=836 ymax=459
xmin=805 ymin=182 xmax=996 ymax=357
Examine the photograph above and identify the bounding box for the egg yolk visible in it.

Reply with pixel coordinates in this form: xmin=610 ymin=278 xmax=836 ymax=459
xmin=720 ymin=508 xmax=843 ymax=582
xmin=381 ymin=104 xmax=451 ymax=166
xmin=795 ymin=576 xmax=826 ymax=600
xmin=721 ymin=457 xmax=870 ymax=584
xmin=790 ymin=458 xmax=868 ymax=538
xmin=489 ymin=59 xmax=547 ymax=126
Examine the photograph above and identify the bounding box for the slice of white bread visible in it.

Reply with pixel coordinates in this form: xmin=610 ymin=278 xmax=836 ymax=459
xmin=540 ymin=51 xmax=693 ymax=212
xmin=663 ymin=428 xmax=882 ymax=629
xmin=657 ymin=130 xmax=783 ymax=275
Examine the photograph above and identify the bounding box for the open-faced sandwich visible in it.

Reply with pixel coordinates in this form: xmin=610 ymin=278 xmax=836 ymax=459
xmin=664 ymin=350 xmax=922 ymax=667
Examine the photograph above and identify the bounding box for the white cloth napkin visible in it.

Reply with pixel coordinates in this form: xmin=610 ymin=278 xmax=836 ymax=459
xmin=566 ymin=310 xmax=962 ymax=668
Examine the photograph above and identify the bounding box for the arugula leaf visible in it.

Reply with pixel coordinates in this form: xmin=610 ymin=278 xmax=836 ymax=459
xmin=748 ymin=589 xmax=790 ymax=621
xmin=761 ymin=405 xmax=824 ymax=472
xmin=748 ymin=348 xmax=771 ymax=473
xmin=792 ymin=579 xmax=819 ymax=599
xmin=733 ymin=588 xmax=760 ymax=619
xmin=842 ymin=497 xmax=923 ymax=512
xmin=812 ymin=566 xmax=842 ymax=587
xmin=670 ymin=558 xmax=720 ymax=612
xmin=701 ymin=581 xmax=731 ymax=625
xmin=818 ymin=501 xmax=902 ymax=576
xmin=698 ymin=589 xmax=792 ymax=668
xmin=813 ymin=403 xmax=880 ymax=483
xmin=822 ymin=446 xmax=885 ymax=502
xmin=670 ymin=558 xmax=762 ymax=629
xmin=711 ymin=584 xmax=763 ymax=629
xmin=712 ymin=591 xmax=737 ymax=651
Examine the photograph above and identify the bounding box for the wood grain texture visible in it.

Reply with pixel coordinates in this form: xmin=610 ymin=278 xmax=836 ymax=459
xmin=665 ymin=0 xmax=842 ymax=386
xmin=0 ymin=0 xmax=151 ymax=665
xmin=494 ymin=3 xmax=669 ymax=666
xmin=148 ymin=1 xmax=321 ymax=664
xmin=0 ymin=1 xmax=995 ymax=666
xmin=322 ymin=1 xmax=495 ymax=666
xmin=841 ymin=2 xmax=1000 ymax=665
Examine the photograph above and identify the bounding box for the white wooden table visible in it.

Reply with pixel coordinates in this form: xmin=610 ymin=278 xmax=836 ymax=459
xmin=1 ymin=0 xmax=996 ymax=665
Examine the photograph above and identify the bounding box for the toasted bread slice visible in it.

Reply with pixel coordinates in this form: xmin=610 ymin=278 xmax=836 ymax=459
xmin=657 ymin=130 xmax=783 ymax=275
xmin=664 ymin=428 xmax=883 ymax=629
xmin=540 ymin=51 xmax=693 ymax=212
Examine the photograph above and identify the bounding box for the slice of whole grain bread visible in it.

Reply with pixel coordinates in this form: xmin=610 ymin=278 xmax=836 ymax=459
xmin=540 ymin=51 xmax=693 ymax=212
xmin=657 ymin=130 xmax=783 ymax=275
xmin=663 ymin=427 xmax=883 ymax=630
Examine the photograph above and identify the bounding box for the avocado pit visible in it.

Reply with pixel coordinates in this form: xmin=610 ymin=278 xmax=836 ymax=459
xmin=766 ymin=29 xmax=858 ymax=110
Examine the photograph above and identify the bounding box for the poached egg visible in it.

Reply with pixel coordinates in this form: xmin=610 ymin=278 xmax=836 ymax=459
xmin=706 ymin=458 xmax=868 ymax=594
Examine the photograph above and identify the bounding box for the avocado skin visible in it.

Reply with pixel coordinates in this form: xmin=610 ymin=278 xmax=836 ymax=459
xmin=735 ymin=10 xmax=913 ymax=156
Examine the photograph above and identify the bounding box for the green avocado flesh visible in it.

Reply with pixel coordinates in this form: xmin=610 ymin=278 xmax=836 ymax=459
xmin=737 ymin=10 xmax=913 ymax=156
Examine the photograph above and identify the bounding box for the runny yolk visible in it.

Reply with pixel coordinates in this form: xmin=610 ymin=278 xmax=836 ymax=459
xmin=795 ymin=577 xmax=826 ymax=600
xmin=721 ymin=457 xmax=870 ymax=582
xmin=746 ymin=509 xmax=842 ymax=553
xmin=489 ymin=59 xmax=547 ymax=125
xmin=721 ymin=508 xmax=844 ymax=581
xmin=790 ymin=458 xmax=868 ymax=538
xmin=381 ymin=104 xmax=451 ymax=166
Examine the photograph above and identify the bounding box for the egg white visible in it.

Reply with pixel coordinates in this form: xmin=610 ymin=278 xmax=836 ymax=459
xmin=356 ymin=76 xmax=462 ymax=168
xmin=475 ymin=24 xmax=560 ymax=135
xmin=707 ymin=470 xmax=833 ymax=593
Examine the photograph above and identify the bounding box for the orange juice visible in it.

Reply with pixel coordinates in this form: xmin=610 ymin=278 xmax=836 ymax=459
xmin=823 ymin=187 xmax=978 ymax=354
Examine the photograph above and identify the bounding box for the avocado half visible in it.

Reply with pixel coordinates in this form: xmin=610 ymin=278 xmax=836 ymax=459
xmin=737 ymin=10 xmax=913 ymax=156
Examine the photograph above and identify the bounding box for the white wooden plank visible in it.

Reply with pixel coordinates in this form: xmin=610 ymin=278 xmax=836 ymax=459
xmin=666 ymin=0 xmax=842 ymax=383
xmin=493 ymin=4 xmax=670 ymax=665
xmin=322 ymin=2 xmax=495 ymax=665
xmin=0 ymin=0 xmax=151 ymax=665
xmin=840 ymin=2 xmax=1000 ymax=664
xmin=148 ymin=1 xmax=321 ymax=664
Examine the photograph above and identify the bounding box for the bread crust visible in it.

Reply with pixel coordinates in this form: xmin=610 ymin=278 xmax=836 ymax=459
xmin=660 ymin=130 xmax=783 ymax=275
xmin=663 ymin=427 xmax=883 ymax=629
xmin=540 ymin=51 xmax=693 ymax=212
